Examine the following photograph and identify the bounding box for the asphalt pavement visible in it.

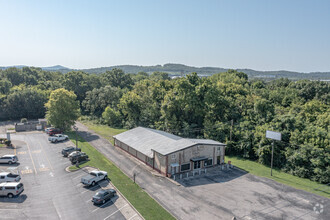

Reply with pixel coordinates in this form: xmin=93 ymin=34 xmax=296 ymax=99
xmin=0 ymin=131 xmax=126 ymax=220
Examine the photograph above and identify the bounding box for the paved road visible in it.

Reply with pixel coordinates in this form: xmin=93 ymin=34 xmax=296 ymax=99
xmin=0 ymin=131 xmax=125 ymax=220
xmin=75 ymin=121 xmax=329 ymax=220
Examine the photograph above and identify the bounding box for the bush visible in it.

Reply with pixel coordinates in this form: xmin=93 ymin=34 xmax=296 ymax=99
xmin=4 ymin=140 xmax=11 ymax=146
xmin=21 ymin=118 xmax=28 ymax=123
xmin=0 ymin=138 xmax=7 ymax=144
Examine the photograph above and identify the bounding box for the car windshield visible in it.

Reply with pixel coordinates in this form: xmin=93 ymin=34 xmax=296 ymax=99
xmin=96 ymin=191 xmax=105 ymax=196
xmin=90 ymin=173 xmax=97 ymax=177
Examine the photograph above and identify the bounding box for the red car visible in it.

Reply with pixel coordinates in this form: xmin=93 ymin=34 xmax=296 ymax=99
xmin=48 ymin=128 xmax=62 ymax=136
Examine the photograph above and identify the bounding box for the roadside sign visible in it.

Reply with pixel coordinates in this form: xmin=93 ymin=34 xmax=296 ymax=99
xmin=266 ymin=130 xmax=281 ymax=141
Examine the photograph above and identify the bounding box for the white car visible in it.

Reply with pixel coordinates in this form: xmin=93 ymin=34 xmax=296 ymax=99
xmin=48 ymin=134 xmax=68 ymax=143
xmin=81 ymin=170 xmax=108 ymax=186
xmin=0 ymin=172 xmax=21 ymax=183
xmin=0 ymin=182 xmax=24 ymax=198
xmin=0 ymin=155 xmax=18 ymax=164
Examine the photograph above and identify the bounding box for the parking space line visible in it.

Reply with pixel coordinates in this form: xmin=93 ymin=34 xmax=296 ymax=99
xmin=21 ymin=169 xmax=33 ymax=174
xmin=73 ymin=173 xmax=85 ymax=180
xmin=37 ymin=140 xmax=54 ymax=171
xmin=26 ymin=142 xmax=38 ymax=174
xmin=103 ymin=204 xmax=128 ymax=220
xmin=91 ymin=199 xmax=113 ymax=213
xmin=39 ymin=167 xmax=50 ymax=172
xmin=17 ymin=151 xmax=27 ymax=155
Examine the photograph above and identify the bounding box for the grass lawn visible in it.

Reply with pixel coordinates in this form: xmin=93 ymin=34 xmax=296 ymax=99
xmin=66 ymin=132 xmax=175 ymax=220
xmin=0 ymin=143 xmax=4 ymax=147
xmin=226 ymin=155 xmax=330 ymax=198
xmin=80 ymin=120 xmax=127 ymax=145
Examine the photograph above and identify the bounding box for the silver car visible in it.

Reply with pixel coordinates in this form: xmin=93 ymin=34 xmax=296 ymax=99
xmin=0 ymin=155 xmax=18 ymax=164
xmin=0 ymin=182 xmax=24 ymax=198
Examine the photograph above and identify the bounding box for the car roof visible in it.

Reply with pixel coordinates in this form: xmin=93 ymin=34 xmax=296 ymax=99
xmin=98 ymin=189 xmax=115 ymax=194
xmin=0 ymin=172 xmax=10 ymax=175
xmin=1 ymin=155 xmax=16 ymax=157
xmin=64 ymin=146 xmax=74 ymax=150
xmin=0 ymin=182 xmax=21 ymax=186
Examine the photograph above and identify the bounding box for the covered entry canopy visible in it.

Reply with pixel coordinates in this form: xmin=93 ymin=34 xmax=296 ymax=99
xmin=190 ymin=157 xmax=208 ymax=162
xmin=170 ymin=163 xmax=179 ymax=167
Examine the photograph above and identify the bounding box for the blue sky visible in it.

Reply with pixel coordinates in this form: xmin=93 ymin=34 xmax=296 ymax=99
xmin=0 ymin=0 xmax=329 ymax=72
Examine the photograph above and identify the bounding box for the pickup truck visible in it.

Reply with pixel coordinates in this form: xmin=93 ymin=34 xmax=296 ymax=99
xmin=0 ymin=172 xmax=21 ymax=183
xmin=48 ymin=134 xmax=68 ymax=143
xmin=81 ymin=170 xmax=108 ymax=186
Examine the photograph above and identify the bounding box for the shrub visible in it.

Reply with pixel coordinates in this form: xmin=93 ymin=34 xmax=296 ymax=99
xmin=4 ymin=140 xmax=11 ymax=146
xmin=21 ymin=118 xmax=28 ymax=123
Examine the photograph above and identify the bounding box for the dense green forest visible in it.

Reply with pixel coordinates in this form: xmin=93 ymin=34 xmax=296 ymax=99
xmin=0 ymin=67 xmax=329 ymax=184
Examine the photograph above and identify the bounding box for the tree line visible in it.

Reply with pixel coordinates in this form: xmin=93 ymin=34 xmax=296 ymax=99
xmin=0 ymin=67 xmax=329 ymax=183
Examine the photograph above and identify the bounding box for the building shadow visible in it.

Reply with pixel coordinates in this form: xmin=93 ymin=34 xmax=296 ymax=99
xmin=175 ymin=167 xmax=247 ymax=187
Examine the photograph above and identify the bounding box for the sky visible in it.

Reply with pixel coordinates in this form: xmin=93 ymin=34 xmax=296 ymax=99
xmin=0 ymin=0 xmax=329 ymax=72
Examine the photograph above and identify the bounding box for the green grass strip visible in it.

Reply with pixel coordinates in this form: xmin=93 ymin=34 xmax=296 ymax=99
xmin=79 ymin=120 xmax=127 ymax=145
xmin=226 ymin=155 xmax=330 ymax=198
xmin=66 ymin=132 xmax=175 ymax=220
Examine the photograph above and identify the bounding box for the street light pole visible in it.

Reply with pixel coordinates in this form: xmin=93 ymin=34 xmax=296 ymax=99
xmin=266 ymin=130 xmax=281 ymax=177
xmin=270 ymin=140 xmax=274 ymax=176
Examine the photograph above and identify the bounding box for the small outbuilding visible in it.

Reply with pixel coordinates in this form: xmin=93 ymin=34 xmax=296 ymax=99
xmin=113 ymin=127 xmax=226 ymax=176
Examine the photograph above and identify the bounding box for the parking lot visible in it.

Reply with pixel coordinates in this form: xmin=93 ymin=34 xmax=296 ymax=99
xmin=0 ymin=131 xmax=140 ymax=220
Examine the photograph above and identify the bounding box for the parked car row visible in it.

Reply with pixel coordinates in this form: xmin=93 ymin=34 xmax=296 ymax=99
xmin=0 ymin=155 xmax=24 ymax=198
xmin=45 ymin=126 xmax=116 ymax=206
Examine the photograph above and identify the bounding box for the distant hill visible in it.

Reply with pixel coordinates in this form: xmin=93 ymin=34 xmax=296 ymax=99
xmin=41 ymin=65 xmax=70 ymax=71
xmin=81 ymin=63 xmax=330 ymax=80
xmin=1 ymin=63 xmax=329 ymax=80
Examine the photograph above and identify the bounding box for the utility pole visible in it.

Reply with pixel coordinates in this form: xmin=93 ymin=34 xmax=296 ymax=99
xmin=73 ymin=125 xmax=78 ymax=150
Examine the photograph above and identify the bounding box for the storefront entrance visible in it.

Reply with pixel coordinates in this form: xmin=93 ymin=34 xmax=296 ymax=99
xmin=193 ymin=161 xmax=201 ymax=169
xmin=191 ymin=156 xmax=207 ymax=170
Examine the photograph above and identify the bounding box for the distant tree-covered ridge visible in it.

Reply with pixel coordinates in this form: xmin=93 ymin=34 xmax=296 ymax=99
xmin=0 ymin=66 xmax=329 ymax=184
xmin=1 ymin=63 xmax=329 ymax=80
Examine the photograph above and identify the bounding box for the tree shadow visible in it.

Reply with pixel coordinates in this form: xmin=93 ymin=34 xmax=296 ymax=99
xmin=77 ymin=131 xmax=100 ymax=142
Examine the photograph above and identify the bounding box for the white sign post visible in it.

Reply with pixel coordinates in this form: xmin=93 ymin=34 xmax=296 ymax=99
xmin=266 ymin=130 xmax=281 ymax=176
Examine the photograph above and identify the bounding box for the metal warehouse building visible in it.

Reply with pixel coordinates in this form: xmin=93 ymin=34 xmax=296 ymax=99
xmin=113 ymin=127 xmax=226 ymax=176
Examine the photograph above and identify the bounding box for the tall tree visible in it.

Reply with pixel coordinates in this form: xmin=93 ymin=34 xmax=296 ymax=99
xmin=45 ymin=88 xmax=80 ymax=130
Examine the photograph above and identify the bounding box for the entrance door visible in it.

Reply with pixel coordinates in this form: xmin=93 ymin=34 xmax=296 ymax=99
xmin=217 ymin=156 xmax=220 ymax=164
xmin=193 ymin=161 xmax=201 ymax=169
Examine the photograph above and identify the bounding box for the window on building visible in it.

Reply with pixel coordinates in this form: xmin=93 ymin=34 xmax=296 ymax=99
xmin=171 ymin=154 xmax=176 ymax=160
xmin=204 ymin=159 xmax=213 ymax=167
xmin=217 ymin=147 xmax=221 ymax=152
xmin=181 ymin=163 xmax=190 ymax=172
